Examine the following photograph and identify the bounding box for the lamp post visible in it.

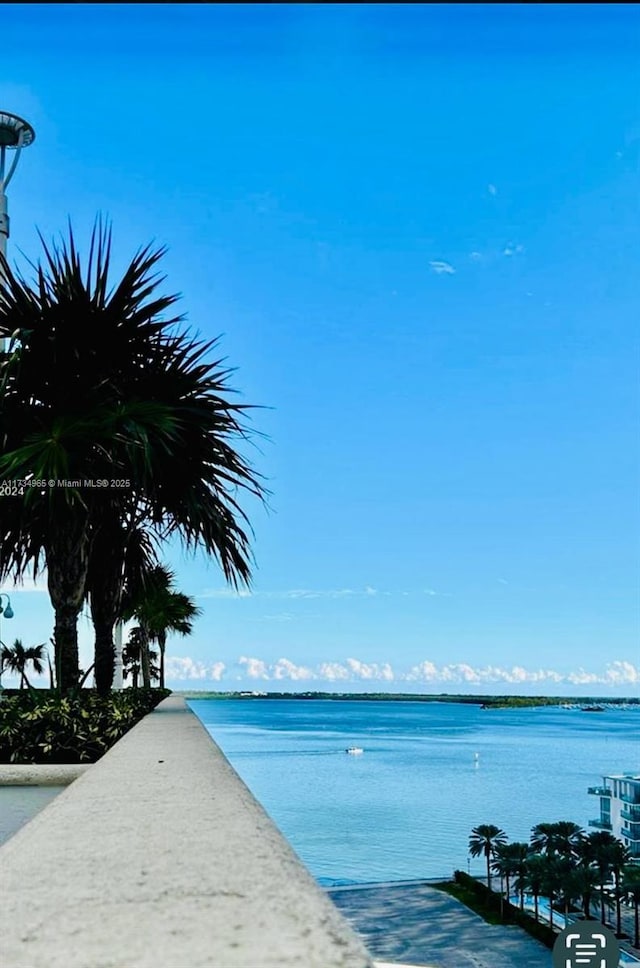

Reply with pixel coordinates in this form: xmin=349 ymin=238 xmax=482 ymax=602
xmin=0 ymin=592 xmax=15 ymax=690
xmin=0 ymin=111 xmax=36 ymax=352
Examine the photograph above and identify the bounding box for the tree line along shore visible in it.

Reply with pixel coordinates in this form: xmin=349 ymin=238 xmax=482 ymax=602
xmin=178 ymin=691 xmax=639 ymax=708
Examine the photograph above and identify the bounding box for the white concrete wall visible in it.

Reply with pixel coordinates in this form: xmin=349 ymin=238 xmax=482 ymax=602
xmin=0 ymin=764 xmax=89 ymax=785
xmin=0 ymin=696 xmax=374 ymax=968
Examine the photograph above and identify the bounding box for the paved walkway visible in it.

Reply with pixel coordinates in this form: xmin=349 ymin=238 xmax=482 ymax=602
xmin=328 ymin=882 xmax=551 ymax=968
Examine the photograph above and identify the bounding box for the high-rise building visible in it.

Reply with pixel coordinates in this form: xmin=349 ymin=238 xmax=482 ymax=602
xmin=588 ymin=773 xmax=640 ymax=859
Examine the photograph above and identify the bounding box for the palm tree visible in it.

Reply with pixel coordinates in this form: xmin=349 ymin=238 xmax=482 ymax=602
xmin=122 ymin=630 xmax=142 ymax=689
xmin=119 ymin=563 xmax=201 ymax=690
xmin=575 ymin=864 xmax=598 ymax=921
xmin=520 ymin=854 xmax=548 ymax=922
xmin=531 ymin=821 xmax=584 ymax=859
xmin=469 ymin=824 xmax=508 ymax=893
xmin=621 ymin=865 xmax=640 ymax=948
xmin=0 ymin=639 xmax=46 ymax=689
xmin=86 ymin=517 xmax=160 ymax=695
xmin=609 ymin=840 xmax=631 ymax=936
xmin=509 ymin=842 xmax=531 ymax=910
xmin=557 ymin=861 xmax=588 ymax=920
xmin=122 ymin=627 xmax=159 ymax=688
xmin=539 ymin=856 xmax=564 ymax=930
xmin=583 ymin=831 xmax=619 ymax=927
xmin=0 ymin=221 xmax=266 ymax=692
xmin=492 ymin=843 xmax=527 ymax=913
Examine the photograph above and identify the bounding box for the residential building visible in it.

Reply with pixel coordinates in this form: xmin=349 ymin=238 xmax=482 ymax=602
xmin=588 ymin=773 xmax=640 ymax=859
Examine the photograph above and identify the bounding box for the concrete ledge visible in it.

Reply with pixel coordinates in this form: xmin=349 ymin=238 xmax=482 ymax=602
xmin=0 ymin=696 xmax=374 ymax=968
xmin=0 ymin=764 xmax=90 ymax=785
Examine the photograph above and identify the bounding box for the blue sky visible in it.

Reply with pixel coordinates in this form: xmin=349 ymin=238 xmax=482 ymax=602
xmin=1 ymin=4 xmax=638 ymax=694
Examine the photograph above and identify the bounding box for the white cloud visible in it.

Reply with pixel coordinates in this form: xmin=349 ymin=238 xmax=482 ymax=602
xmin=345 ymin=658 xmax=395 ymax=681
xmin=403 ymin=661 xmax=634 ymax=686
xmin=288 ymin=587 xmax=378 ymax=600
xmin=317 ymin=662 xmax=351 ymax=681
xmin=487 ymin=184 xmax=497 ymax=196
xmin=604 ymin=661 xmax=640 ymax=684
xmin=234 ymin=656 xmax=395 ymax=683
xmin=199 ymin=588 xmax=253 ymax=599
xmin=165 ymin=657 xmax=226 ymax=681
xmin=202 ymin=587 xmax=381 ymax=601
xmin=283 ymin=588 xmax=357 ymax=600
xmin=200 ymin=586 xmax=450 ymax=602
xmin=272 ymin=658 xmax=315 ymax=681
xmin=503 ymin=242 xmax=525 ymax=257
xmin=404 ymin=660 xmax=439 ymax=682
xmin=567 ymin=661 xmax=639 ymax=686
xmin=429 ymin=260 xmax=456 ymax=275
xmin=469 ymin=251 xmax=483 ymax=262
xmin=165 ymin=654 xmax=640 ymax=690
xmin=238 ymin=656 xmax=270 ymax=679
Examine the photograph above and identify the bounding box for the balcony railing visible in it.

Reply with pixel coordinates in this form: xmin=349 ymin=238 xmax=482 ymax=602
xmin=621 ymin=808 xmax=640 ymax=823
xmin=620 ymin=792 xmax=640 ymax=806
xmin=588 ymin=786 xmax=612 ymax=797
xmin=622 ymin=828 xmax=640 ymax=843
xmin=589 ymin=818 xmax=612 ymax=830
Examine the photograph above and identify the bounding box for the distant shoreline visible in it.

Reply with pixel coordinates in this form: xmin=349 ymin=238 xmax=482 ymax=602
xmin=177 ymin=691 xmax=640 ymax=709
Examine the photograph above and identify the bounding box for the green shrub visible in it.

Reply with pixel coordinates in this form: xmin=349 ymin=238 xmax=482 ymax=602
xmin=452 ymin=870 xmax=558 ymax=948
xmin=0 ymin=689 xmax=170 ymax=764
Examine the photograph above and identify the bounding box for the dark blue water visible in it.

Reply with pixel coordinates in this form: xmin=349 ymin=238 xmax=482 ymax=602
xmin=189 ymin=698 xmax=639 ymax=884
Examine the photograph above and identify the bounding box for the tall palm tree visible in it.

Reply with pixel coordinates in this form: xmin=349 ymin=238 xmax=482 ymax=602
xmin=539 ymin=856 xmax=564 ymax=930
xmin=556 ymin=860 xmax=587 ymax=920
xmin=609 ymin=840 xmax=631 ymax=936
xmin=86 ymin=516 xmax=160 ymax=695
xmin=119 ymin=563 xmax=201 ymax=690
xmin=469 ymin=824 xmax=508 ymax=893
xmin=0 ymin=221 xmax=266 ymax=692
xmin=583 ymin=831 xmax=619 ymax=926
xmin=0 ymin=639 xmax=46 ymax=689
xmin=621 ymin=865 xmax=640 ymax=948
xmin=492 ymin=843 xmax=523 ymax=912
xmin=520 ymin=854 xmax=548 ymax=922
xmin=572 ymin=863 xmax=601 ymax=921
xmin=508 ymin=842 xmax=530 ymax=910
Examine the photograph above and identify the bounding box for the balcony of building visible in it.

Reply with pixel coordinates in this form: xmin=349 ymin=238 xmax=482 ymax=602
xmin=589 ymin=818 xmax=613 ymax=830
xmin=621 ymin=808 xmax=640 ymax=824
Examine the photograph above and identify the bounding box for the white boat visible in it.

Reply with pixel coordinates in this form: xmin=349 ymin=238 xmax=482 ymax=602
xmin=345 ymin=747 xmax=364 ymax=755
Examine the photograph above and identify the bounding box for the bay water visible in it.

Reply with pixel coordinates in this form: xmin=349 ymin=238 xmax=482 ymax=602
xmin=189 ymin=698 xmax=639 ymax=885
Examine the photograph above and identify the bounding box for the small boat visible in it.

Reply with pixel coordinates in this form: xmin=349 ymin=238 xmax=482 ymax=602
xmin=581 ymin=705 xmax=605 ymax=712
xmin=345 ymin=747 xmax=364 ymax=755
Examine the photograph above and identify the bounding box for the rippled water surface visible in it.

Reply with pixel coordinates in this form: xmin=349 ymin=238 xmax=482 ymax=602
xmin=189 ymin=698 xmax=639 ymax=884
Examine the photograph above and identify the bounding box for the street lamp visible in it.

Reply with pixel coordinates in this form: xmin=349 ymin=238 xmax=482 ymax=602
xmin=0 ymin=592 xmax=15 ymax=690
xmin=0 ymin=111 xmax=36 ymax=351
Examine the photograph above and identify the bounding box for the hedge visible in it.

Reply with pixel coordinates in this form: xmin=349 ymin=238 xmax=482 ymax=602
xmin=453 ymin=869 xmax=559 ymax=948
xmin=0 ymin=689 xmax=170 ymax=764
